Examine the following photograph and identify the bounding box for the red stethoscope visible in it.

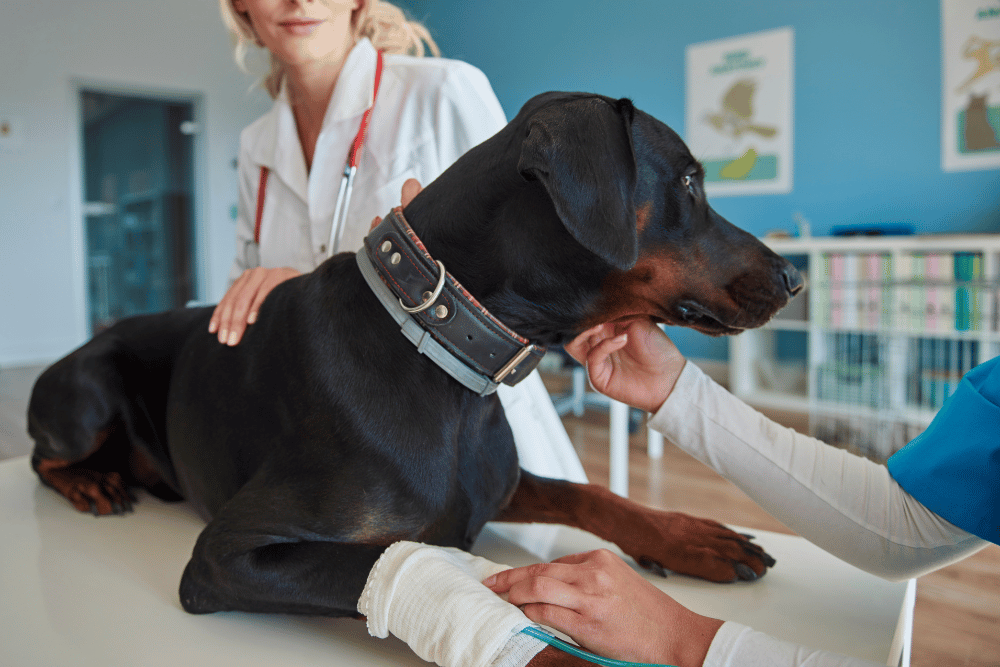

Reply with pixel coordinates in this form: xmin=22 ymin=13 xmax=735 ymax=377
xmin=252 ymin=50 xmax=384 ymax=262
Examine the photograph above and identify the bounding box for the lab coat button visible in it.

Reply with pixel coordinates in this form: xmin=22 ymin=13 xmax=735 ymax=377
xmin=320 ymin=244 xmax=327 ymax=254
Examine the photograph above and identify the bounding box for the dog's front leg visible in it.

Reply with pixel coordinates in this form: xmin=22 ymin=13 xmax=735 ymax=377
xmin=178 ymin=481 xmax=387 ymax=617
xmin=180 ymin=534 xmax=385 ymax=617
xmin=494 ymin=470 xmax=774 ymax=583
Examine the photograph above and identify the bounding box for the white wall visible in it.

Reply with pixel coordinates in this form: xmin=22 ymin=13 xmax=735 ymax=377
xmin=0 ymin=0 xmax=272 ymax=365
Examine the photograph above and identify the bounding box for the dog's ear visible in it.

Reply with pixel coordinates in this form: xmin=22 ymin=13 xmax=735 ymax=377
xmin=517 ymin=96 xmax=638 ymax=270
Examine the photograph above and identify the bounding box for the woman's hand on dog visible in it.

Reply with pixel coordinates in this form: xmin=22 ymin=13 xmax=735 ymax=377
xmin=210 ymin=267 xmax=301 ymax=346
xmin=483 ymin=549 xmax=722 ymax=667
xmin=564 ymin=318 xmax=686 ymax=414
xmin=210 ymin=179 xmax=424 ymax=346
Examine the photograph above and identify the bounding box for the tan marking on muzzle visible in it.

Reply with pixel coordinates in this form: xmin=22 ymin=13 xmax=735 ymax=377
xmin=581 ymin=254 xmax=689 ymax=328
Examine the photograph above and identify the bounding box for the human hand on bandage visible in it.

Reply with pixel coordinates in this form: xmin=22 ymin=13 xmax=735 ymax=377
xmin=358 ymin=541 xmax=547 ymax=667
xmin=483 ymin=549 xmax=723 ymax=667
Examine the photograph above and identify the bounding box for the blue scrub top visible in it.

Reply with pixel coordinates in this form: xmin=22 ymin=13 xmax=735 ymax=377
xmin=888 ymin=355 xmax=1000 ymax=546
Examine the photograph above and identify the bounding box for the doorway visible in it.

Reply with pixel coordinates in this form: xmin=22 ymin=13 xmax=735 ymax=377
xmin=80 ymin=89 xmax=197 ymax=334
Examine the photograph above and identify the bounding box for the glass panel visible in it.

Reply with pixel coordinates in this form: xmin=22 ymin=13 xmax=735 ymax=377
xmin=81 ymin=90 xmax=195 ymax=333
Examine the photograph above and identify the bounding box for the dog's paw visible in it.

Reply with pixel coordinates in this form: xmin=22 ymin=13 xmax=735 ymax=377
xmin=620 ymin=511 xmax=776 ymax=583
xmin=41 ymin=467 xmax=135 ymax=516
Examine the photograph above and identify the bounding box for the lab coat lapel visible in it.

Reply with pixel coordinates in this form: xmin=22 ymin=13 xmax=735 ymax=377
xmin=246 ymin=86 xmax=310 ymax=206
xmin=325 ymin=38 xmax=378 ymax=124
xmin=274 ymin=94 xmax=309 ymax=204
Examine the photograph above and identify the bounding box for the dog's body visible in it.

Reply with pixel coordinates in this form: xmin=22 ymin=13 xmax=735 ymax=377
xmin=29 ymin=93 xmax=800 ymax=653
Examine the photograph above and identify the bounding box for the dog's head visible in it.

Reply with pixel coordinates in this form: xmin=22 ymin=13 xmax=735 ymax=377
xmin=408 ymin=92 xmax=802 ymax=344
xmin=515 ymin=93 xmax=801 ymax=337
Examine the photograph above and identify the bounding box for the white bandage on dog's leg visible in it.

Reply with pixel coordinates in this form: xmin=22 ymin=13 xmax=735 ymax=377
xmin=358 ymin=541 xmax=546 ymax=667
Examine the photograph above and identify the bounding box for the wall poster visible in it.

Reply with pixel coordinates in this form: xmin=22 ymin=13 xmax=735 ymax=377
xmin=685 ymin=26 xmax=794 ymax=197
xmin=942 ymin=0 xmax=1000 ymax=171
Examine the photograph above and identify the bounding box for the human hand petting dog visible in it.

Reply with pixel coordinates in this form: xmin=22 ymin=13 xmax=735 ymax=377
xmin=209 ymin=266 xmax=301 ymax=345
xmin=209 ymin=178 xmax=424 ymax=346
xmin=483 ymin=549 xmax=723 ymax=667
xmin=564 ymin=318 xmax=687 ymax=414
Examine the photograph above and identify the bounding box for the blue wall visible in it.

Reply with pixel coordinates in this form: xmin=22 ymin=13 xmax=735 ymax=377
xmin=399 ymin=0 xmax=1000 ymax=360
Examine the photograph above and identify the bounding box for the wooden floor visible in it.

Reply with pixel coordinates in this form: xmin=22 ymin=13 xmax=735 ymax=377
xmin=3 ymin=362 xmax=997 ymax=665
xmin=550 ymin=381 xmax=1000 ymax=667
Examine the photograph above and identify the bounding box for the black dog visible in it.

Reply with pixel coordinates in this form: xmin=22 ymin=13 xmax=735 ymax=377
xmin=28 ymin=93 xmax=800 ymax=632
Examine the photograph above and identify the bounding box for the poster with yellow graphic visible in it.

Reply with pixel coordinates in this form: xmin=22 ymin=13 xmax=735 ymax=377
xmin=943 ymin=0 xmax=1000 ymax=171
xmin=686 ymin=27 xmax=793 ymax=196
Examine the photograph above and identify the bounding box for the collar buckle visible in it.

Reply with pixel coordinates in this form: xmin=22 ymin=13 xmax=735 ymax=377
xmin=359 ymin=209 xmax=546 ymax=394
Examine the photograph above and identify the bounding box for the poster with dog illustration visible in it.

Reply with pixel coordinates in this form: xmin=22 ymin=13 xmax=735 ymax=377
xmin=685 ymin=27 xmax=793 ymax=196
xmin=943 ymin=0 xmax=1000 ymax=171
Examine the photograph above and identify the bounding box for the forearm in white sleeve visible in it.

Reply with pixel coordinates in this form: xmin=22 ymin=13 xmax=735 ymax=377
xmin=358 ymin=542 xmax=545 ymax=667
xmin=647 ymin=362 xmax=987 ymax=580
xmin=704 ymin=622 xmax=884 ymax=667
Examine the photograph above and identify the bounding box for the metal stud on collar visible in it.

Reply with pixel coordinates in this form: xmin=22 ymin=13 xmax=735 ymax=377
xmin=400 ymin=260 xmax=447 ymax=315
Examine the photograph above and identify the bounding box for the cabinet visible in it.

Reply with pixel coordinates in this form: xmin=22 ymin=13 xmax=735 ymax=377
xmin=729 ymin=234 xmax=1000 ymax=462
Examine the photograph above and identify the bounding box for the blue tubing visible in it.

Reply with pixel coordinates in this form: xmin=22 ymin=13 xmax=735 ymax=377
xmin=520 ymin=626 xmax=679 ymax=667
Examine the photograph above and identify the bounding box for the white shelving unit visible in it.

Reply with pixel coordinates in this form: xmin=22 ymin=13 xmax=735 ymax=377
xmin=730 ymin=234 xmax=1000 ymax=462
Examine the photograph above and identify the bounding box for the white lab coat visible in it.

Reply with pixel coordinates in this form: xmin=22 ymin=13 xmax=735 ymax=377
xmin=230 ymin=38 xmax=587 ymax=485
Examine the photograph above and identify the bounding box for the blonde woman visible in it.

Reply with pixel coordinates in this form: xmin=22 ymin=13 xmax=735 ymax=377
xmin=214 ymin=0 xmax=490 ymax=338
xmin=211 ymin=0 xmax=587 ymax=482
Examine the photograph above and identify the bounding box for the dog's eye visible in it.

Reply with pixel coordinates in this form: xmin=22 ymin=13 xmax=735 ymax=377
xmin=683 ymin=174 xmax=696 ymax=193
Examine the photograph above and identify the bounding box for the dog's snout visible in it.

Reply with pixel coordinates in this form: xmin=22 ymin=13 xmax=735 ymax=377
xmin=781 ymin=263 xmax=804 ymax=297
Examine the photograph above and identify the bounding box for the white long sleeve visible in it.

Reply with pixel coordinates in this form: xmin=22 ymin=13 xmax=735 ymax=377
xmin=647 ymin=362 xmax=987 ymax=581
xmin=704 ymin=622 xmax=884 ymax=667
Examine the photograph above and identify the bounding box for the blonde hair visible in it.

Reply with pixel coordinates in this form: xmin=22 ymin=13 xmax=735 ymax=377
xmin=219 ymin=0 xmax=441 ymax=99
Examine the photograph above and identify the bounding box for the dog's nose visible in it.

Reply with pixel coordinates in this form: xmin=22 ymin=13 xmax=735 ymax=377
xmin=781 ymin=263 xmax=804 ymax=297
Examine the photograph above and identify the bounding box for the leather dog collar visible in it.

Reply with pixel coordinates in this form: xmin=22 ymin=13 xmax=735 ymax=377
xmin=357 ymin=208 xmax=546 ymax=396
